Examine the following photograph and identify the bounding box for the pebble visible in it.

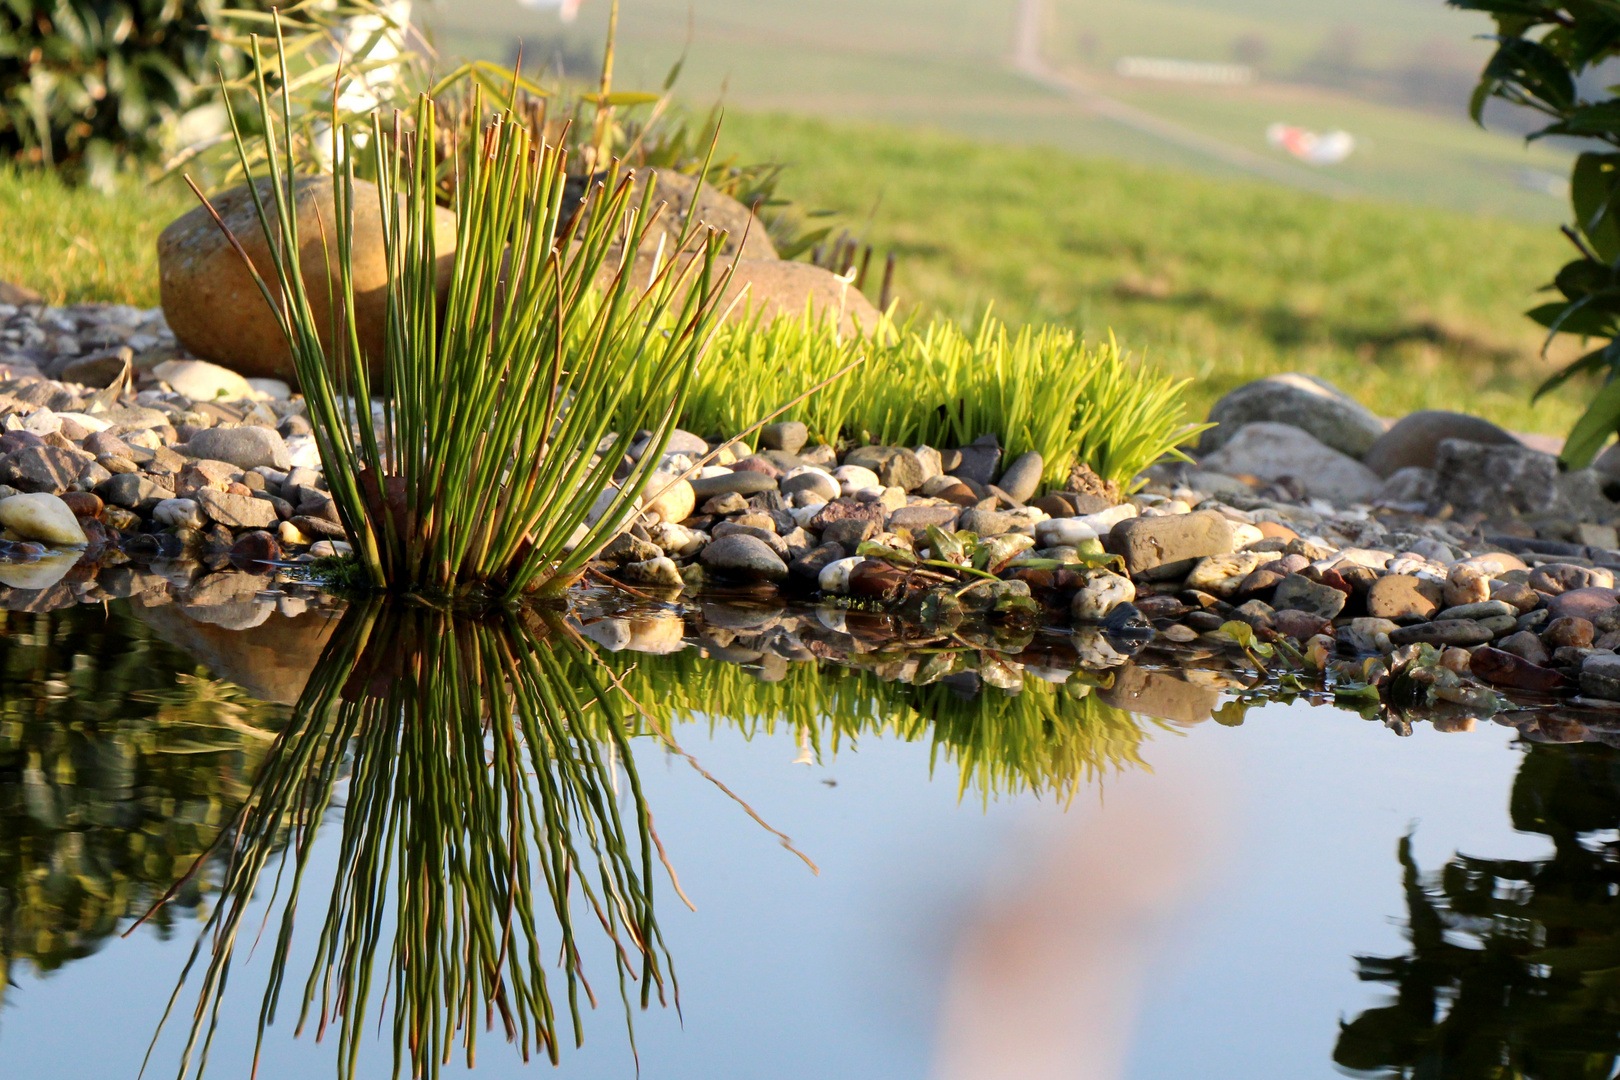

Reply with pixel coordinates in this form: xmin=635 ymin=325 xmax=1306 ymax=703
xmin=0 ymin=492 xmax=87 ymax=546
xmin=1366 ymin=574 xmax=1444 ymax=621
xmin=698 ymin=533 xmax=788 ymax=582
xmin=1387 ymin=619 xmax=1494 ymax=647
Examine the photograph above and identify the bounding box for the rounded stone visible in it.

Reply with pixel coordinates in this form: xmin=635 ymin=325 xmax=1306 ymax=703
xmin=159 ymin=176 xmax=458 ymax=381
xmin=0 ymin=492 xmax=88 ymax=546
xmin=1198 ymin=373 xmax=1386 ymax=458
xmin=1363 ymin=411 xmax=1519 ymax=478
xmin=760 ymin=421 xmax=809 ymax=456
xmin=1200 ymin=422 xmax=1381 ymax=505
xmin=184 ymin=426 xmax=292 ymax=471
xmin=698 ymin=533 xmax=788 ymax=582
xmin=996 ymin=451 xmax=1045 ymax=503
xmin=1547 ymin=586 xmax=1620 ymax=622
xmin=153 ymin=359 xmax=255 ymax=402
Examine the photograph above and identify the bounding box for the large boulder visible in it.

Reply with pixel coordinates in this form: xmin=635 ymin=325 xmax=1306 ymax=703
xmin=568 ymin=167 xmax=778 ymax=264
xmin=610 ymin=254 xmax=884 ymax=336
xmin=1362 ymin=410 xmax=1520 ymax=478
xmin=159 ymin=176 xmax=458 ymax=382
xmin=1198 ymin=374 xmax=1385 ymax=458
xmin=1433 ymin=438 xmax=1559 ymax=516
xmin=1200 ymin=422 xmax=1381 ymax=504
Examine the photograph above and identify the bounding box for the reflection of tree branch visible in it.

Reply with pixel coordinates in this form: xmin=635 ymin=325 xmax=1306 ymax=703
xmin=1336 ymin=743 xmax=1620 ymax=1078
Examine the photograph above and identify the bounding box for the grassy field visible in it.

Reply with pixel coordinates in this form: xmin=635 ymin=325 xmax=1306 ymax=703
xmin=0 ymin=168 xmax=193 ymax=307
xmin=717 ymin=110 xmax=1586 ymax=436
xmin=1 ymin=110 xmax=1588 ymax=437
xmin=425 ymin=0 xmax=1573 ymax=222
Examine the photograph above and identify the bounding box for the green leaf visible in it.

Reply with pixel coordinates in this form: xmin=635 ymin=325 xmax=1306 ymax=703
xmin=1482 ymin=36 xmax=1576 ymax=112
xmin=1573 ymin=153 xmax=1620 ymax=261
xmin=1560 ymin=371 xmax=1620 ymax=468
xmin=1219 ymin=620 xmax=1258 ymax=649
xmin=1534 ymin=343 xmax=1616 ymax=400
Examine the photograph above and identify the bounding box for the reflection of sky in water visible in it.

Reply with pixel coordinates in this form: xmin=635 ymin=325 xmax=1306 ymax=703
xmin=0 ymin=700 xmax=1549 ymax=1079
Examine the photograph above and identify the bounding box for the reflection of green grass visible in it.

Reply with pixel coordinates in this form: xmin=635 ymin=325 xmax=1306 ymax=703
xmin=607 ymin=647 xmax=1161 ymax=801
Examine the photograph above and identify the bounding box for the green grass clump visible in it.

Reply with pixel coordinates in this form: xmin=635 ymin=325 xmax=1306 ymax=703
xmin=214 ymin=34 xmax=736 ymax=598
xmin=670 ymin=309 xmax=1197 ymax=489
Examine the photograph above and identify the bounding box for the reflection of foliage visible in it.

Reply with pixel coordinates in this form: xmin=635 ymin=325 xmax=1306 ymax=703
xmin=606 ymin=644 xmax=1159 ymax=801
xmin=1336 ymin=742 xmax=1620 ymax=1078
xmin=0 ymin=605 xmax=284 ymax=1015
xmin=156 ymin=603 xmax=675 ymax=1080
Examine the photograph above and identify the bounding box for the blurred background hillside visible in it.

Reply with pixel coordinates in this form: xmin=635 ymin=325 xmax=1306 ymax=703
xmin=1 ymin=0 xmax=1595 ymax=433
xmin=412 ymin=0 xmax=1586 ymax=431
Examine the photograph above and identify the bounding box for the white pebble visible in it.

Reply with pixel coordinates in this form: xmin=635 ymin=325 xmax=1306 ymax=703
xmin=818 ymin=556 xmax=864 ymax=594
xmin=833 ymin=465 xmax=880 ymax=495
xmin=1035 ymin=517 xmax=1099 ymax=548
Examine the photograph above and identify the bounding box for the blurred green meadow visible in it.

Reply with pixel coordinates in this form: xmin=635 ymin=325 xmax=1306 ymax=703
xmin=0 ymin=0 xmax=1597 ymax=437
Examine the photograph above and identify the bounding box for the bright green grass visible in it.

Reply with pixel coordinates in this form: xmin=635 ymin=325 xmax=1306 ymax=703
xmin=718 ymin=111 xmax=1585 ymax=435
xmin=0 ymin=168 xmax=193 ymax=307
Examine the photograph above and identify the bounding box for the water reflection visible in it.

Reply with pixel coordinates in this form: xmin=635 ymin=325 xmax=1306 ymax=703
xmin=0 ymin=605 xmax=285 ymax=1017
xmin=154 ymin=602 xmax=678 ymax=1080
xmin=1338 ymin=741 xmax=1620 ymax=1078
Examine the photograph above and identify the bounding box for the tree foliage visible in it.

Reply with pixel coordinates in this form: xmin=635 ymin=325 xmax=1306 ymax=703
xmin=1456 ymin=1 xmax=1620 ymax=467
xmin=0 ymin=0 xmax=248 ymax=185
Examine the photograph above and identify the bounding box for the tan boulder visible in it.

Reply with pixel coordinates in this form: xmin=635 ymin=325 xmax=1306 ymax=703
xmin=568 ymin=167 xmax=777 ymax=263
xmin=158 ymin=176 xmax=457 ymax=382
xmin=604 ymin=255 xmax=885 ymax=337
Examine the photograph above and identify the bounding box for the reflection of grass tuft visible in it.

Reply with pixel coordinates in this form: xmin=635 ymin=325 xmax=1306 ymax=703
xmin=606 ymin=647 xmax=1165 ymax=801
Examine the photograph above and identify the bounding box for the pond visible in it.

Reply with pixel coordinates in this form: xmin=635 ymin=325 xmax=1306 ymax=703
xmin=0 ymin=595 xmax=1612 ymax=1079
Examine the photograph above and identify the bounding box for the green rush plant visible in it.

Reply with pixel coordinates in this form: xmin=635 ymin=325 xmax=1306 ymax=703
xmin=147 ymin=602 xmax=678 ymax=1080
xmin=195 ymin=28 xmax=737 ymax=598
xmin=1454 ymin=0 xmax=1620 ymax=466
xmin=662 ymin=308 xmax=1200 ymax=491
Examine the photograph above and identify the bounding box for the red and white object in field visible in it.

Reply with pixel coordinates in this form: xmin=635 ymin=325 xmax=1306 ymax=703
xmin=1266 ymin=123 xmax=1355 ymax=166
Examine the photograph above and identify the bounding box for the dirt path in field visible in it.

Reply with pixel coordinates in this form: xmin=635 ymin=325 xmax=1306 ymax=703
xmin=1011 ymin=0 xmax=1358 ymax=198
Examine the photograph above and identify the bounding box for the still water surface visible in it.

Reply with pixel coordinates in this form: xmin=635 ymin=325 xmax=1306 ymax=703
xmin=0 ymin=601 xmax=1604 ymax=1079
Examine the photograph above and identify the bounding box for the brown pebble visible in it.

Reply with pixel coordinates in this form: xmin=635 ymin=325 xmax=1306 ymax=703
xmin=1031 ymin=494 xmax=1075 ymax=518
xmin=1272 ymin=608 xmax=1330 ymax=641
xmin=1366 ymin=574 xmax=1444 ymax=622
xmin=59 ymin=491 xmax=103 ymax=519
xmin=228 ymin=529 xmax=282 ymax=568
xmin=1491 ymin=581 xmax=1541 ymax=613
xmin=1256 ymin=521 xmax=1299 ymax=542
xmin=1471 ymin=645 xmax=1566 ymax=691
xmin=1544 ymin=616 xmax=1596 ymax=650
xmin=1497 ymin=629 xmax=1550 ymax=666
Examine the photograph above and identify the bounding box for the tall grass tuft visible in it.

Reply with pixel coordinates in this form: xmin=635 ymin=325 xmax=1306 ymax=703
xmin=148 ymin=603 xmax=677 ymax=1080
xmin=664 ymin=308 xmax=1201 ymax=491
xmin=195 ymin=29 xmax=736 ymax=598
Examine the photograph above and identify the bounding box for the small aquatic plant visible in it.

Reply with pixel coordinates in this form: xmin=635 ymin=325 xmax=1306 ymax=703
xmin=196 ymin=28 xmax=736 ymax=597
xmin=147 ymin=603 xmax=678 ymax=1080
